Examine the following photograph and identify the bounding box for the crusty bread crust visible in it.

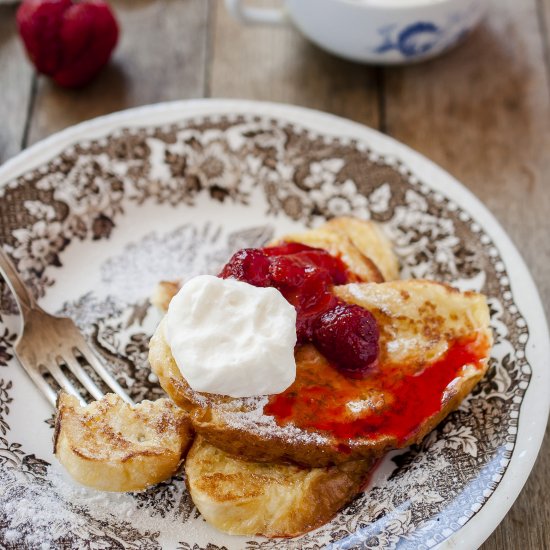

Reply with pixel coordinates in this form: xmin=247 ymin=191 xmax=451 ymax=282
xmin=151 ymin=280 xmax=181 ymax=312
xmin=149 ymin=280 xmax=492 ymax=467
xmin=321 ymin=217 xmax=399 ymax=281
xmin=185 ymin=436 xmax=373 ymax=537
xmin=54 ymin=393 xmax=193 ymax=492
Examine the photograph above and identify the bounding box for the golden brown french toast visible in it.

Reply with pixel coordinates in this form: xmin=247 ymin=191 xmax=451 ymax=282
xmin=149 ymin=279 xmax=492 ymax=467
xmin=151 ymin=280 xmax=181 ymax=312
xmin=320 ymin=217 xmax=399 ymax=281
xmin=54 ymin=393 xmax=192 ymax=492
xmin=185 ymin=436 xmax=373 ymax=537
xmin=149 ymin=255 xmax=377 ymax=537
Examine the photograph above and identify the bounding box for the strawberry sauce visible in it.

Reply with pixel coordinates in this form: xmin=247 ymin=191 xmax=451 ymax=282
xmin=264 ymin=336 xmax=489 ymax=444
xmin=220 ymin=242 xmax=489 ymax=443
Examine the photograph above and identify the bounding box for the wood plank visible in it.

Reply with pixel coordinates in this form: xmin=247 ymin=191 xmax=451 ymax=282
xmin=0 ymin=5 xmax=34 ymax=163
xmin=209 ymin=0 xmax=380 ymax=127
xmin=383 ymin=1 xmax=550 ymax=307
xmin=382 ymin=2 xmax=550 ymax=548
xmin=27 ymin=0 xmax=210 ymax=144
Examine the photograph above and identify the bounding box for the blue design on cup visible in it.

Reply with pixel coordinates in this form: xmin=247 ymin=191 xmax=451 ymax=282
xmin=374 ymin=21 xmax=441 ymax=58
xmin=398 ymin=22 xmax=441 ymax=56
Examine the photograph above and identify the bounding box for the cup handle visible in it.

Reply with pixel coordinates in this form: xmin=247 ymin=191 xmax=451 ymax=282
xmin=225 ymin=0 xmax=287 ymax=25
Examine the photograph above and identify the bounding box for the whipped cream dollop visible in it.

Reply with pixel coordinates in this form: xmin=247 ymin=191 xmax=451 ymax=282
xmin=164 ymin=275 xmax=297 ymax=397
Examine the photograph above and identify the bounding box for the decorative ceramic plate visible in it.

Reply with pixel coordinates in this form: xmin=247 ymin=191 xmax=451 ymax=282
xmin=0 ymin=100 xmax=548 ymax=550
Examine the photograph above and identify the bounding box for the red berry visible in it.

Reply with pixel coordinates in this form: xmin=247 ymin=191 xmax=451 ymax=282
xmin=218 ymin=243 xmax=380 ymax=375
xmin=295 ymin=249 xmax=349 ymax=285
xmin=219 ymin=248 xmax=271 ymax=287
xmin=294 ymin=289 xmax=339 ymax=344
xmin=17 ymin=0 xmax=119 ymax=88
xmin=268 ymin=255 xmax=335 ymax=342
xmin=314 ymin=304 xmax=379 ymax=377
xmin=269 ymin=255 xmax=310 ymax=289
xmin=264 ymin=242 xmax=349 ymax=285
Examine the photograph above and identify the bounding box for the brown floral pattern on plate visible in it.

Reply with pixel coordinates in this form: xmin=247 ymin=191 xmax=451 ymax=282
xmin=0 ymin=115 xmax=529 ymax=549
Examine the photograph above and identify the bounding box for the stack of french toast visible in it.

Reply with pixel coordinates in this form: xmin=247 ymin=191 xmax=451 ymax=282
xmin=54 ymin=217 xmax=492 ymax=538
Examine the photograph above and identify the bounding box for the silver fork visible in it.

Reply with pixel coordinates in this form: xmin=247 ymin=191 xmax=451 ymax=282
xmin=0 ymin=247 xmax=133 ymax=407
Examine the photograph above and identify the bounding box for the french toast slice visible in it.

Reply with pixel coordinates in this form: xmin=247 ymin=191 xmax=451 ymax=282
xmin=54 ymin=393 xmax=193 ymax=492
xmin=320 ymin=217 xmax=399 ymax=281
xmin=149 ymin=279 xmax=492 ymax=467
xmin=185 ymin=435 xmax=373 ymax=537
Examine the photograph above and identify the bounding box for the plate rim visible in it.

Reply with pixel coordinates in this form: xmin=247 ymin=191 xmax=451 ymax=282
xmin=0 ymin=98 xmax=548 ymax=550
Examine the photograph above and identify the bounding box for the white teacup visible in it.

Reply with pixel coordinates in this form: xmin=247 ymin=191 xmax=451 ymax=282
xmin=225 ymin=0 xmax=487 ymax=64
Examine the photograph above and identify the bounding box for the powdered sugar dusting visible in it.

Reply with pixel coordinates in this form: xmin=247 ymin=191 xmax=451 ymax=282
xmin=189 ymin=389 xmax=332 ymax=446
xmin=0 ymin=465 xmax=161 ymax=549
xmin=220 ymin=396 xmax=331 ymax=446
xmin=0 ymin=455 xmax=216 ymax=549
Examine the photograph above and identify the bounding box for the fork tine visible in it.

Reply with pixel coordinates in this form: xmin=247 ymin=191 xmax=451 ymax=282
xmin=1 ymin=247 xmax=137 ymax=408
xmin=62 ymin=353 xmax=104 ymax=401
xmin=46 ymin=363 xmax=86 ymax=405
xmin=75 ymin=344 xmax=134 ymax=405
xmin=23 ymin=364 xmax=57 ymax=408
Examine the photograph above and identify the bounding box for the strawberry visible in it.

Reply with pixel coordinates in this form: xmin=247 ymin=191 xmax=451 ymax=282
xmin=313 ymin=304 xmax=379 ymax=378
xmin=17 ymin=0 xmax=119 ymax=88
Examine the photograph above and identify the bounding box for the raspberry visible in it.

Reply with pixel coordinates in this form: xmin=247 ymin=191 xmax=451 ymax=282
xmin=314 ymin=304 xmax=379 ymax=378
xmin=219 ymin=248 xmax=271 ymax=287
xmin=17 ymin=0 xmax=119 ymax=88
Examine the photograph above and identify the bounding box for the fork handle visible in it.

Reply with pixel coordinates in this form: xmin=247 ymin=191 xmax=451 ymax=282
xmin=0 ymin=247 xmax=38 ymax=314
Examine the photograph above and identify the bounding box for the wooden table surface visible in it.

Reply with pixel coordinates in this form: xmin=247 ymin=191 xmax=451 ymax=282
xmin=1 ymin=1 xmax=549 ymax=548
